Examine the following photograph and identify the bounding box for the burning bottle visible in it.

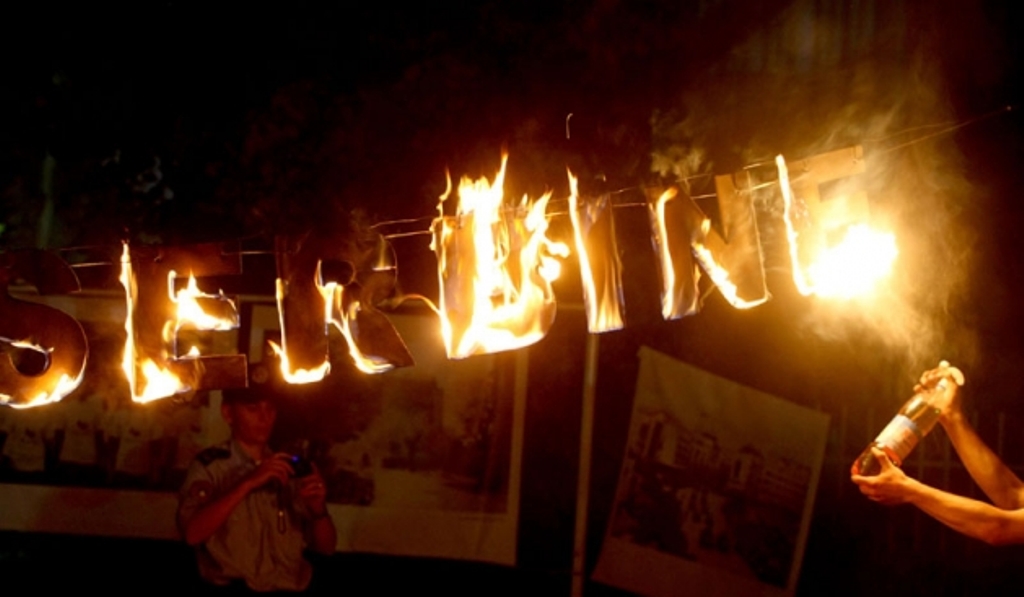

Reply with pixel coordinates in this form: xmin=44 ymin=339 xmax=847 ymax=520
xmin=851 ymin=362 xmax=965 ymax=476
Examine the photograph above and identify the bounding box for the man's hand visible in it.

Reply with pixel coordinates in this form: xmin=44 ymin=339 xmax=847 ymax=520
xmin=915 ymin=361 xmax=965 ymax=422
xmin=298 ymin=464 xmax=336 ymax=554
xmin=180 ymin=453 xmax=295 ymax=547
xmin=243 ymin=453 xmax=294 ymax=492
xmin=297 ymin=465 xmax=329 ymax=517
xmin=851 ymin=447 xmax=918 ymax=505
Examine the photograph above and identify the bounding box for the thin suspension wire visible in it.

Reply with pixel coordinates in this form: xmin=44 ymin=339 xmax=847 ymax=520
xmin=22 ymin=105 xmax=1015 ymax=257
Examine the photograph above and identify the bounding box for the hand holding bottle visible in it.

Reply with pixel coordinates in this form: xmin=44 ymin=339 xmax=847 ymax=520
xmin=914 ymin=360 xmax=965 ymax=423
xmin=853 ymin=447 xmax=917 ymax=505
xmin=850 ymin=361 xmax=965 ymax=477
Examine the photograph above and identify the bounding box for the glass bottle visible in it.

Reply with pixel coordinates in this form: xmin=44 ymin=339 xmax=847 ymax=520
xmin=851 ymin=363 xmax=964 ymax=476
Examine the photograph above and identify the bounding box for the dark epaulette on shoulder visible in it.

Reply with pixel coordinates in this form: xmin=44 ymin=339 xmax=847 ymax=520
xmin=196 ymin=446 xmax=231 ymax=466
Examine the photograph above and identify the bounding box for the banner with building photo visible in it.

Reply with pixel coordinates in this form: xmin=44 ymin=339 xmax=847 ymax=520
xmin=0 ymin=291 xmax=229 ymax=539
xmin=593 ymin=347 xmax=829 ymax=597
xmin=246 ymin=303 xmax=524 ymax=565
xmin=1 ymin=295 xmax=524 ymax=567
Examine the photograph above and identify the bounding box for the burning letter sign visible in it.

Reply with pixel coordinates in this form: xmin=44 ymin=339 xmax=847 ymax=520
xmin=273 ymin=232 xmax=413 ymax=381
xmin=0 ymin=249 xmax=88 ymax=408
xmin=648 ymin=187 xmax=701 ymax=320
xmin=119 ymin=242 xmax=247 ymax=403
xmin=777 ymin=146 xmax=897 ymax=299
xmin=568 ymin=171 xmax=626 ymax=333
xmin=648 ymin=171 xmax=768 ymax=319
xmin=432 ymin=153 xmax=569 ymax=359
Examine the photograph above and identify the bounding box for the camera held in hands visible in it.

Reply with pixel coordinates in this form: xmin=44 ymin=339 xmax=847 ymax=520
xmin=288 ymin=454 xmax=314 ymax=478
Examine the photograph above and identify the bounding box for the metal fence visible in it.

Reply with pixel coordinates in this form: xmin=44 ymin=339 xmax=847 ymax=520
xmin=806 ymin=405 xmax=1024 ymax=595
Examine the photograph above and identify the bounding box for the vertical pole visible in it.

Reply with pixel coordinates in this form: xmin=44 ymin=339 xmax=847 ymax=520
xmin=571 ymin=333 xmax=600 ymax=597
xmin=837 ymin=403 xmax=848 ymax=499
xmin=37 ymin=152 xmax=56 ymax=248
xmin=507 ymin=348 xmax=528 ymax=561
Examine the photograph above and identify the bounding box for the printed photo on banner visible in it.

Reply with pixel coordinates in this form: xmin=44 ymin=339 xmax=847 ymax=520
xmin=242 ymin=302 xmax=524 ymax=564
xmin=1 ymin=295 xmax=525 ymax=565
xmin=0 ymin=303 xmax=230 ymax=492
xmin=592 ymin=346 xmax=829 ymax=597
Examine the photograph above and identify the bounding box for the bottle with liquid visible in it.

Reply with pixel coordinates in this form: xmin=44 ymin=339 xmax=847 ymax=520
xmin=851 ymin=363 xmax=965 ymax=476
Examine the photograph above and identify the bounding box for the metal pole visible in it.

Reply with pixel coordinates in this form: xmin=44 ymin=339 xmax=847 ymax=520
xmin=571 ymin=333 xmax=600 ymax=597
xmin=37 ymin=152 xmax=56 ymax=248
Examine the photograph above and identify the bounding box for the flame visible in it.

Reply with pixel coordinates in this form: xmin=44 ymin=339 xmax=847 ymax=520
xmin=170 ymin=272 xmax=238 ymax=332
xmin=1 ymin=373 xmax=83 ymax=410
xmin=2 ymin=338 xmax=48 ymax=353
xmin=567 ymin=170 xmax=625 ymax=332
xmin=804 ymin=224 xmax=898 ymax=299
xmin=325 ymin=282 xmax=394 ymax=375
xmin=777 ymin=155 xmax=897 ymax=299
xmin=271 ymin=262 xmax=396 ymax=380
xmin=692 ymin=230 xmax=766 ymax=309
xmin=652 ymin=188 xmax=684 ymax=319
xmin=119 ymin=243 xmax=191 ymax=403
xmin=273 ymin=277 xmax=331 ymax=384
xmin=268 ymin=340 xmax=330 ymax=384
xmin=432 ymin=153 xmax=569 ymax=359
xmin=0 ymin=338 xmax=84 ymax=409
xmin=168 ymin=270 xmax=239 ymax=358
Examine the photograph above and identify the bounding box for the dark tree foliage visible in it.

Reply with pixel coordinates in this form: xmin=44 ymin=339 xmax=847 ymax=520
xmin=0 ymin=0 xmax=804 ymax=252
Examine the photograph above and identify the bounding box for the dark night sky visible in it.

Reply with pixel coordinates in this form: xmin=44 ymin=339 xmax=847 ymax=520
xmin=3 ymin=1 xmax=1024 ymax=594
xmin=4 ymin=0 xmax=1019 ymax=376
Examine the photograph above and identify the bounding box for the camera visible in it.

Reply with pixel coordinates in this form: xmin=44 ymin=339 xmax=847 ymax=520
xmin=288 ymin=454 xmax=314 ymax=478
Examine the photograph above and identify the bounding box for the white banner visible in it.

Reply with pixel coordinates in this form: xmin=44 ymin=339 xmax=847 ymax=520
xmin=593 ymin=347 xmax=829 ymax=596
xmin=0 ymin=298 xmax=524 ymax=566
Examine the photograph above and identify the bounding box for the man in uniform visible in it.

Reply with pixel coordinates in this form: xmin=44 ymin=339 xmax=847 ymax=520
xmin=177 ymin=387 xmax=337 ymax=591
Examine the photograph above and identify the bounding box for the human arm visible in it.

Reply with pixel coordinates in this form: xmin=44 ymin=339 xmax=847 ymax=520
xmin=307 ymin=510 xmax=337 ymax=556
xmin=296 ymin=466 xmax=336 ymax=554
xmin=852 ymin=447 xmax=1024 ymax=545
xmin=919 ymin=364 xmax=1024 ymax=510
xmin=180 ymin=454 xmax=294 ymax=546
xmin=940 ymin=412 xmax=1024 ymax=510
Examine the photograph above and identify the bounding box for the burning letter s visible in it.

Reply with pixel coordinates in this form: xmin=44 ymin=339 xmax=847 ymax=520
xmin=0 ymin=249 xmax=88 ymax=409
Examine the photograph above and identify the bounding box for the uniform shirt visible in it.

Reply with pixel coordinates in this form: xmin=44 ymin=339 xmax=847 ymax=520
xmin=177 ymin=440 xmax=313 ymax=592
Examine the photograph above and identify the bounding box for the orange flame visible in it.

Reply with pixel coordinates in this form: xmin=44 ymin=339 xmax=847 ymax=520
xmin=805 ymin=224 xmax=898 ymax=299
xmin=432 ymin=153 xmax=569 ymax=359
xmin=325 ymin=282 xmax=394 ymax=374
xmin=1 ymin=374 xmax=82 ymax=410
xmin=272 ymin=276 xmax=331 ymax=384
xmin=692 ymin=232 xmax=767 ymax=309
xmin=652 ymin=181 xmax=767 ymax=313
xmin=777 ymin=155 xmax=898 ymax=299
xmin=567 ymin=170 xmax=625 ymax=332
xmin=120 ymin=245 xmax=239 ymax=403
xmin=119 ymin=243 xmax=191 ymax=403
xmin=0 ymin=338 xmax=84 ymax=409
xmin=168 ymin=270 xmax=239 ymax=357
xmin=651 ymin=188 xmax=687 ymax=320
xmin=271 ymin=261 xmax=394 ymax=381
xmin=171 ymin=272 xmax=238 ymax=332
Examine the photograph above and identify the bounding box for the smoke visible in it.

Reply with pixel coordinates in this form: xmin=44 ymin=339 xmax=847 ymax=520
xmin=650 ymin=0 xmax=986 ymax=377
